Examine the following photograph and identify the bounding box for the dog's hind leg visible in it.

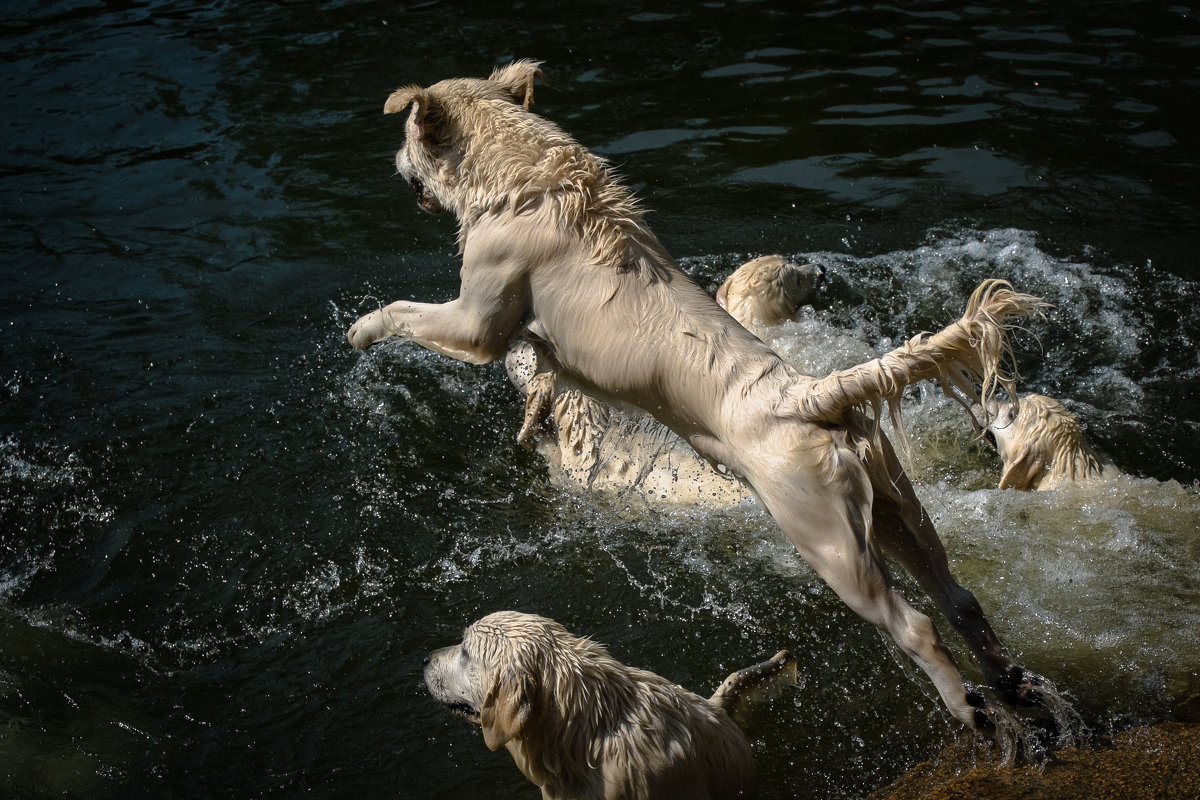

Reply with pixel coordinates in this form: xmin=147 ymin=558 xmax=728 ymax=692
xmin=749 ymin=453 xmax=989 ymax=730
xmin=867 ymin=435 xmax=1046 ymax=708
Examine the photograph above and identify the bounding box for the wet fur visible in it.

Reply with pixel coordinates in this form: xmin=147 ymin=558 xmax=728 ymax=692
xmin=715 ymin=255 xmax=824 ymax=327
xmin=424 ymin=611 xmax=758 ymax=800
xmin=507 ymin=351 xmax=753 ymax=506
xmin=351 ymin=61 xmax=1050 ymax=729
xmin=984 ymin=394 xmax=1118 ymax=491
xmin=507 ymin=270 xmax=1033 ymax=509
xmin=505 ymin=255 xmax=824 ymax=507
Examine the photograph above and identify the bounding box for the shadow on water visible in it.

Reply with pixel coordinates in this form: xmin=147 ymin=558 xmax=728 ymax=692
xmin=2 ymin=1 xmax=1199 ymax=798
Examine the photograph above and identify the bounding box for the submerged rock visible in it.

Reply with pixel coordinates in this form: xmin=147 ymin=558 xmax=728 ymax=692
xmin=867 ymin=722 xmax=1200 ymax=800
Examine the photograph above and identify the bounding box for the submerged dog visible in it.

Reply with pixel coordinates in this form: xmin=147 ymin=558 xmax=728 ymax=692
xmin=349 ymin=60 xmax=1052 ymax=730
xmin=507 ymin=344 xmax=755 ymax=506
xmin=425 ymin=611 xmax=793 ymax=800
xmin=981 ymin=393 xmax=1119 ymax=491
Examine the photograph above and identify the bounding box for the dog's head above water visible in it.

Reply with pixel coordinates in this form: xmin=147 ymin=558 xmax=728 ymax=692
xmin=382 ymin=60 xmax=575 ymax=219
xmin=379 ymin=60 xmax=653 ymax=269
xmin=977 ymin=393 xmax=1113 ymax=491
xmin=423 ymin=610 xmax=615 ymax=752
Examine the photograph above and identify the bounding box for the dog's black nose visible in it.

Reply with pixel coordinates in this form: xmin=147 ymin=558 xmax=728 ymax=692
xmin=423 ymin=653 xmax=432 ymax=666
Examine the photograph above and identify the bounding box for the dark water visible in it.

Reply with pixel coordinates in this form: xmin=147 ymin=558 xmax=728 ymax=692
xmin=2 ymin=1 xmax=1199 ymax=798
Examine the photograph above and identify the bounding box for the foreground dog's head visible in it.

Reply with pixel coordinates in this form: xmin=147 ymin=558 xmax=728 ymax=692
xmin=425 ymin=610 xmax=754 ymax=799
xmin=424 ymin=610 xmax=558 ymax=751
xmin=982 ymin=393 xmax=1112 ymax=491
xmin=716 ymin=255 xmax=825 ymax=327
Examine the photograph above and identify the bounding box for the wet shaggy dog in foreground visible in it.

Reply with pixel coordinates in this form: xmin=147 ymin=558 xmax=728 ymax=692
xmin=425 ymin=611 xmax=793 ymax=800
xmin=349 ymin=60 xmax=1054 ymax=730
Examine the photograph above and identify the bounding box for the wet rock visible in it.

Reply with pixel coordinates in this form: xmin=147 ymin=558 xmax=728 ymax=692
xmin=867 ymin=722 xmax=1200 ymax=800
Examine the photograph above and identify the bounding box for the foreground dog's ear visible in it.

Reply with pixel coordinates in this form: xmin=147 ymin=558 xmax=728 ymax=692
xmin=998 ymin=444 xmax=1044 ymax=490
xmin=488 ymin=59 xmax=545 ymax=110
xmin=480 ymin=669 xmax=534 ymax=750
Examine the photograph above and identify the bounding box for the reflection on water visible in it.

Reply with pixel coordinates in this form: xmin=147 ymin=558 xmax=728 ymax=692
xmin=2 ymin=1 xmax=1199 ymax=798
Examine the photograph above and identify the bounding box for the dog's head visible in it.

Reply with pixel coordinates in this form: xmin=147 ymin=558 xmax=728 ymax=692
xmin=716 ymin=256 xmax=825 ymax=327
xmin=383 ymin=60 xmax=576 ymax=220
xmin=381 ymin=61 xmax=667 ymax=276
xmin=424 ymin=610 xmax=609 ymax=752
xmin=982 ymin=393 xmax=1103 ymax=490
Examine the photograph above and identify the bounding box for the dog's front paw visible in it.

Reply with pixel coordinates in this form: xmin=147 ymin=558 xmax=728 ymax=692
xmin=348 ymin=311 xmax=388 ymax=350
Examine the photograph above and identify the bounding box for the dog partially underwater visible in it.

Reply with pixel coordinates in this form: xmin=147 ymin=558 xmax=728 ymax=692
xmin=349 ymin=60 xmax=1055 ymax=731
xmin=979 ymin=393 xmax=1120 ymax=491
xmin=425 ymin=611 xmax=794 ymax=800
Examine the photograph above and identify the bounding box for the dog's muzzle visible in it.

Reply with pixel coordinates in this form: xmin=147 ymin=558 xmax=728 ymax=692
xmin=396 ymin=147 xmax=444 ymax=214
xmin=409 ymin=175 xmax=444 ymax=214
xmin=445 ymin=701 xmax=481 ymax=723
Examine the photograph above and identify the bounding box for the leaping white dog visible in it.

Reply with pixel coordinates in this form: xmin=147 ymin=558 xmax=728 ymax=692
xmin=350 ymin=61 xmax=1053 ymax=730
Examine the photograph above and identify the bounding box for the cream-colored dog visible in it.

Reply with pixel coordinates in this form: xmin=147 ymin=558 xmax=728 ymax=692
xmin=716 ymin=255 xmax=824 ymax=327
xmin=507 ymin=346 xmax=754 ymax=506
xmin=982 ymin=394 xmax=1118 ymax=491
xmin=349 ymin=61 xmax=1051 ymax=729
xmin=425 ymin=611 xmax=793 ymax=800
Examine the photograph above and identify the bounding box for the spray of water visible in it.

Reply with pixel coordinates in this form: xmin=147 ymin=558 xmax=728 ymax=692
xmin=333 ymin=229 xmax=1199 ymax=788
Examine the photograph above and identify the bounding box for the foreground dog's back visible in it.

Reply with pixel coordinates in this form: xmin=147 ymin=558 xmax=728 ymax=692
xmin=425 ymin=611 xmax=759 ymax=800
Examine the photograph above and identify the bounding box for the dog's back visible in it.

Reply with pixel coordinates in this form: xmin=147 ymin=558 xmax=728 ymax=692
xmin=591 ymin=669 xmax=755 ymax=800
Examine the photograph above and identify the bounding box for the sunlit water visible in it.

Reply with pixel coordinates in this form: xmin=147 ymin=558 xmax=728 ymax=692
xmin=3 ymin=2 xmax=1198 ymax=799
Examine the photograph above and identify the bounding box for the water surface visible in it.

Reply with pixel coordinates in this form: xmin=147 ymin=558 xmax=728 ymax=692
xmin=2 ymin=2 xmax=1198 ymax=798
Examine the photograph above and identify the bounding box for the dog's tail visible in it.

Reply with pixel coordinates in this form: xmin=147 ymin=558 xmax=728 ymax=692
xmin=790 ymin=279 xmax=1047 ymax=427
xmin=709 ymin=649 xmax=797 ymax=718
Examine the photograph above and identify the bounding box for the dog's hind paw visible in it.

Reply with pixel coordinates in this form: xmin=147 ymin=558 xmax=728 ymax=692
xmin=994 ymin=666 xmax=1046 ymax=707
xmin=965 ymin=683 xmax=997 ymax=733
xmin=517 ymin=371 xmax=557 ymax=448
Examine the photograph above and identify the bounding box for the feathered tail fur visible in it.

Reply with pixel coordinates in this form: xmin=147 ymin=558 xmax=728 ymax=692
xmin=792 ymin=279 xmax=1047 ymax=428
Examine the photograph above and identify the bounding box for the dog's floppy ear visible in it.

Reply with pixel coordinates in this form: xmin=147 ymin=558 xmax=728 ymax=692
xmin=384 ymin=84 xmax=426 ymax=116
xmin=383 ymin=84 xmax=443 ymax=140
xmin=480 ymin=669 xmax=534 ymax=750
xmin=998 ymin=444 xmax=1044 ymax=490
xmin=488 ymin=59 xmax=545 ymax=110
